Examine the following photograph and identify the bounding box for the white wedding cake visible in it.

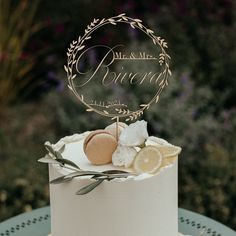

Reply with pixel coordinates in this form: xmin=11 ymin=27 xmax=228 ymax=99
xmin=42 ymin=121 xmax=182 ymax=236
xmin=38 ymin=13 xmax=186 ymax=236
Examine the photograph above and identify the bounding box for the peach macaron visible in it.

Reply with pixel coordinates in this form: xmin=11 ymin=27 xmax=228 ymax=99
xmin=83 ymin=130 xmax=118 ymax=165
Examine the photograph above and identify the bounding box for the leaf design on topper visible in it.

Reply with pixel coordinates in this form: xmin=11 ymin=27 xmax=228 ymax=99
xmin=64 ymin=13 xmax=171 ymax=121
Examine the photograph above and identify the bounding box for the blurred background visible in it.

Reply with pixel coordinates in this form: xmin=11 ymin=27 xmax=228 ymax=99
xmin=0 ymin=0 xmax=236 ymax=230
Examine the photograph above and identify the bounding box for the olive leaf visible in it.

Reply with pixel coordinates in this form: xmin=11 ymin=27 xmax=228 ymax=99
xmin=44 ymin=141 xmax=56 ymax=156
xmin=98 ymin=169 xmax=134 ymax=179
xmin=55 ymin=158 xmax=80 ymax=169
xmin=38 ymin=154 xmax=80 ymax=169
xmin=50 ymin=170 xmax=133 ymax=184
xmin=93 ymin=173 xmax=132 ymax=180
xmin=58 ymin=144 xmax=65 ymax=153
xmin=50 ymin=170 xmax=105 ymax=184
xmin=76 ymin=179 xmax=105 ymax=195
xmin=102 ymin=170 xmax=130 ymax=174
xmin=67 ymin=170 xmax=103 ymax=178
xmin=50 ymin=175 xmax=72 ymax=184
xmin=38 ymin=155 xmax=60 ymax=164
xmin=43 ymin=142 xmax=80 ymax=169
xmin=55 ymin=151 xmax=63 ymax=159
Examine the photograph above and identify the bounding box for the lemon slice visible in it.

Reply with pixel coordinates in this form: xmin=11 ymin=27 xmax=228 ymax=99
xmin=158 ymin=145 xmax=182 ymax=158
xmin=134 ymin=146 xmax=163 ymax=174
xmin=157 ymin=145 xmax=182 ymax=167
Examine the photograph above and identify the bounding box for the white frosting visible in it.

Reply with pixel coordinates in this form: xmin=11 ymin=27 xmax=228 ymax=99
xmin=49 ymin=132 xmax=179 ymax=236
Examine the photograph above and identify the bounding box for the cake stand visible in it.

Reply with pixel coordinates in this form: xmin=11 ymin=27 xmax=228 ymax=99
xmin=0 ymin=206 xmax=235 ymax=236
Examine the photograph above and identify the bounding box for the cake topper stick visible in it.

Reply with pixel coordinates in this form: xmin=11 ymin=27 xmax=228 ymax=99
xmin=116 ymin=116 xmax=119 ymax=141
xmin=64 ymin=13 xmax=171 ymax=122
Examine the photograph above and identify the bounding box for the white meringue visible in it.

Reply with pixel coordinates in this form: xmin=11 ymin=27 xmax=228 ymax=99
xmin=112 ymin=145 xmax=137 ymax=168
xmin=119 ymin=120 xmax=149 ymax=146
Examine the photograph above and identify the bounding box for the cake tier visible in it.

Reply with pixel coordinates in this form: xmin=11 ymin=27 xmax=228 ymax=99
xmin=49 ymin=132 xmax=179 ymax=236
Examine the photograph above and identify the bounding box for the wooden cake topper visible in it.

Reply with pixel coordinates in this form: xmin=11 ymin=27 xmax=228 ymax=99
xmin=64 ymin=13 xmax=171 ymax=122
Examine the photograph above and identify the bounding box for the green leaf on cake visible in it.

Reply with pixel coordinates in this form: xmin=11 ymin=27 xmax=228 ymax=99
xmin=66 ymin=170 xmax=103 ymax=178
xmin=93 ymin=171 xmax=133 ymax=179
xmin=38 ymin=155 xmax=60 ymax=164
xmin=55 ymin=151 xmax=63 ymax=159
xmin=50 ymin=170 xmax=134 ymax=185
xmin=43 ymin=141 xmax=80 ymax=169
xmin=50 ymin=171 xmax=106 ymax=184
xmin=76 ymin=179 xmax=105 ymax=195
xmin=101 ymin=170 xmax=136 ymax=178
xmin=38 ymin=154 xmax=80 ymax=170
xmin=102 ymin=170 xmax=130 ymax=174
xmin=50 ymin=175 xmax=72 ymax=184
xmin=55 ymin=158 xmax=80 ymax=169
xmin=44 ymin=141 xmax=56 ymax=155
xmin=93 ymin=174 xmax=132 ymax=180
xmin=41 ymin=141 xmax=136 ymax=194
xmin=58 ymin=144 xmax=66 ymax=153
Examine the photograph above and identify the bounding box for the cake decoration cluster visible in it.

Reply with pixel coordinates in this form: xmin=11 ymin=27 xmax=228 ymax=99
xmin=39 ymin=119 xmax=181 ymax=194
xmin=84 ymin=120 xmax=181 ymax=173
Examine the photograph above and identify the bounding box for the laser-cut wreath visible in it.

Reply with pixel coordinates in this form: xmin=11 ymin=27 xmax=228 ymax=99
xmin=64 ymin=13 xmax=171 ymax=121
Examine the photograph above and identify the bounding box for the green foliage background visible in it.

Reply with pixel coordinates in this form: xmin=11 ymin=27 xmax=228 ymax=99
xmin=0 ymin=0 xmax=236 ymax=231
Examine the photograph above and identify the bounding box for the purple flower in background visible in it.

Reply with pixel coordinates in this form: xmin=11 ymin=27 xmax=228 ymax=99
xmin=180 ymin=73 xmax=189 ymax=84
xmin=153 ymin=122 xmax=162 ymax=133
xmin=57 ymin=82 xmax=65 ymax=92
xmin=118 ymin=0 xmax=136 ymax=12
xmin=127 ymin=26 xmax=138 ymax=41
xmin=221 ymin=109 xmax=235 ymax=130
xmin=179 ymin=73 xmax=193 ymax=102
xmin=45 ymin=55 xmax=57 ymax=65
xmin=47 ymin=71 xmax=64 ymax=92
xmin=191 ymin=109 xmax=198 ymax=119
xmin=88 ymin=49 xmax=98 ymax=66
xmin=47 ymin=71 xmax=56 ymax=80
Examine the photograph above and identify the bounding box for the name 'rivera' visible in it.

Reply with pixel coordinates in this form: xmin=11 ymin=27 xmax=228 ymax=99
xmin=75 ymin=45 xmax=163 ymax=87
